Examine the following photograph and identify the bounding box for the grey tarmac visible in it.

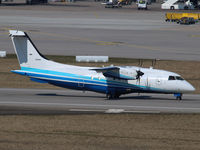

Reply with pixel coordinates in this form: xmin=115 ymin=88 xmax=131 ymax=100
xmin=0 ymin=3 xmax=200 ymax=60
xmin=0 ymin=88 xmax=200 ymax=114
xmin=1 ymin=3 xmax=200 ymax=114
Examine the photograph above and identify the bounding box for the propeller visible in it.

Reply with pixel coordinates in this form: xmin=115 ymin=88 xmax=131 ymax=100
xmin=136 ymin=59 xmax=144 ymax=96
xmin=136 ymin=70 xmax=144 ymax=96
xmin=137 ymin=59 xmax=144 ymax=83
xmin=136 ymin=70 xmax=144 ymax=80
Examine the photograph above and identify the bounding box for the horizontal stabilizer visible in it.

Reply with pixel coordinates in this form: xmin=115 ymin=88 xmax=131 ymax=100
xmin=9 ymin=30 xmax=26 ymax=37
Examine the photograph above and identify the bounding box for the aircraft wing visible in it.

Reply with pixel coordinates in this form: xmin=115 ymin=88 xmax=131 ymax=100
xmin=91 ymin=66 xmax=119 ymax=72
xmin=91 ymin=66 xmax=135 ymax=80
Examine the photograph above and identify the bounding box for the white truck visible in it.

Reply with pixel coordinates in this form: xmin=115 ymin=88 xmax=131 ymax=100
xmin=0 ymin=0 xmax=13 ymax=4
xmin=137 ymin=0 xmax=151 ymax=10
xmin=137 ymin=0 xmax=147 ymax=9
xmin=161 ymin=0 xmax=194 ymax=10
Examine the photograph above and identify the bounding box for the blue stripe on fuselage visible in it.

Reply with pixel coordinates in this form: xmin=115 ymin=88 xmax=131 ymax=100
xmin=21 ymin=67 xmax=138 ymax=88
xmin=17 ymin=67 xmax=170 ymax=94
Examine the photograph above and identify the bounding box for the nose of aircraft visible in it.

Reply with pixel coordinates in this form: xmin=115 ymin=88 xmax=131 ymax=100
xmin=183 ymin=81 xmax=195 ymax=92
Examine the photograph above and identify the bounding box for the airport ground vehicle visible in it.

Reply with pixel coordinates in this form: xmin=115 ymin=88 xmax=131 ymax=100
xmin=165 ymin=13 xmax=200 ymax=22
xmin=137 ymin=0 xmax=147 ymax=10
xmin=0 ymin=0 xmax=13 ymax=4
xmin=102 ymin=0 xmax=132 ymax=8
xmin=9 ymin=30 xmax=195 ymax=100
xmin=102 ymin=0 xmax=122 ymax=8
xmin=162 ymin=0 xmax=194 ymax=10
xmin=0 ymin=0 xmax=47 ymax=4
xmin=26 ymin=0 xmax=47 ymax=4
xmin=177 ymin=17 xmax=196 ymax=24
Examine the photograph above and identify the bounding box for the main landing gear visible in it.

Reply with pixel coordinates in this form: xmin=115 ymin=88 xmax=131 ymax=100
xmin=106 ymin=94 xmax=120 ymax=100
xmin=174 ymin=93 xmax=182 ymax=100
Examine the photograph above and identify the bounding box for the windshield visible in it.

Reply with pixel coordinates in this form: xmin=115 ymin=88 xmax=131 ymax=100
xmin=168 ymin=76 xmax=184 ymax=81
xmin=139 ymin=0 xmax=146 ymax=4
xmin=176 ymin=76 xmax=184 ymax=80
xmin=168 ymin=76 xmax=175 ymax=80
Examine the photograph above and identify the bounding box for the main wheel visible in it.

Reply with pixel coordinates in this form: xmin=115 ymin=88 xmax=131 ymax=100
xmin=106 ymin=94 xmax=120 ymax=100
xmin=170 ymin=6 xmax=175 ymax=10
xmin=114 ymin=94 xmax=120 ymax=99
xmin=176 ymin=96 xmax=182 ymax=100
xmin=106 ymin=94 xmax=113 ymax=100
xmin=26 ymin=0 xmax=32 ymax=4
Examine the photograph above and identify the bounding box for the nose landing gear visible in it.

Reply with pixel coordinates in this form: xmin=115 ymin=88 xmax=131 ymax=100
xmin=174 ymin=93 xmax=182 ymax=100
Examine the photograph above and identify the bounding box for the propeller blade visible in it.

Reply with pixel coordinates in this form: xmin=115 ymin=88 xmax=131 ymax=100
xmin=136 ymin=70 xmax=144 ymax=79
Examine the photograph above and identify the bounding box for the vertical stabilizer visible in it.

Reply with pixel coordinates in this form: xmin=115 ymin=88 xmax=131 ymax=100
xmin=9 ymin=30 xmax=48 ymax=68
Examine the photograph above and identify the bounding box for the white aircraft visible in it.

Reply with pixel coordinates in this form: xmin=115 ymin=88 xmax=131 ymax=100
xmin=9 ymin=30 xmax=195 ymax=100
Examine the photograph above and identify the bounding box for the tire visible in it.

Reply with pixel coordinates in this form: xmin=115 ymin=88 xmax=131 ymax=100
xmin=26 ymin=0 xmax=32 ymax=4
xmin=106 ymin=94 xmax=120 ymax=100
xmin=107 ymin=94 xmax=113 ymax=100
xmin=170 ymin=6 xmax=175 ymax=10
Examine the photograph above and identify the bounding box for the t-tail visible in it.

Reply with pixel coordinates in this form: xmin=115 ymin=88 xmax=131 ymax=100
xmin=9 ymin=30 xmax=50 ymax=69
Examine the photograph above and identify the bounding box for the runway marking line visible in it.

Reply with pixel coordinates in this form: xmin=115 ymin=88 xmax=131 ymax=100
xmin=69 ymin=109 xmax=104 ymax=112
xmin=0 ymin=101 xmax=200 ymax=111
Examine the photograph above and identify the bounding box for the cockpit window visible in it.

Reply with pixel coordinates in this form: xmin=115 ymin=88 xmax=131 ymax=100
xmin=176 ymin=76 xmax=184 ymax=80
xmin=168 ymin=76 xmax=175 ymax=80
xmin=168 ymin=76 xmax=184 ymax=81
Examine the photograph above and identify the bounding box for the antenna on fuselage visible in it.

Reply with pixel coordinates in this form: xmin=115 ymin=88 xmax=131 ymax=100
xmin=138 ymin=59 xmax=143 ymax=67
xmin=152 ymin=59 xmax=157 ymax=67
xmin=151 ymin=58 xmax=160 ymax=68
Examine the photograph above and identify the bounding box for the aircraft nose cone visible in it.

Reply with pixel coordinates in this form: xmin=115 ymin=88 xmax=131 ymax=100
xmin=185 ymin=82 xmax=195 ymax=92
xmin=188 ymin=84 xmax=195 ymax=92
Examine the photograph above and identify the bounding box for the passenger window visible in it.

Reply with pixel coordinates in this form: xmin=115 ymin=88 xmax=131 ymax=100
xmin=168 ymin=76 xmax=175 ymax=80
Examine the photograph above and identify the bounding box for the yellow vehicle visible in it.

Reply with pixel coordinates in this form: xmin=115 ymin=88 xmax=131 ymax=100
xmin=182 ymin=13 xmax=200 ymax=20
xmin=165 ymin=13 xmax=200 ymax=22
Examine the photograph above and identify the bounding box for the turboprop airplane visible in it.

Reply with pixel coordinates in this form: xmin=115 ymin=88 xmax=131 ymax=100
xmin=9 ymin=30 xmax=195 ymax=100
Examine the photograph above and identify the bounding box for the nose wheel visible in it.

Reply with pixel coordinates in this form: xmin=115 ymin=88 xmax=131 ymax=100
xmin=174 ymin=93 xmax=182 ymax=100
xmin=176 ymin=96 xmax=182 ymax=100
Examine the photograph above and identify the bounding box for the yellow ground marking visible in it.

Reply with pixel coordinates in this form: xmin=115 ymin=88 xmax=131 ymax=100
xmin=190 ymin=35 xmax=200 ymax=38
xmin=93 ymin=12 xmax=99 ymax=19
